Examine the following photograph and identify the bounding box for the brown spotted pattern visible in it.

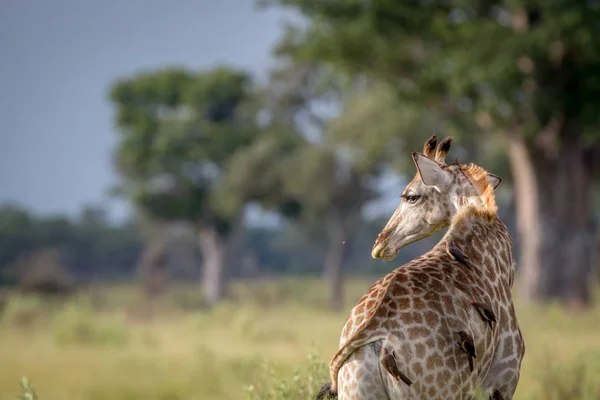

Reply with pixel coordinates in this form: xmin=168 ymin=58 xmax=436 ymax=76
xmin=326 ymin=136 xmax=524 ymax=400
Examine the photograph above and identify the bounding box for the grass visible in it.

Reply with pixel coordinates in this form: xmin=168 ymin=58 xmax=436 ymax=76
xmin=17 ymin=377 xmax=38 ymax=400
xmin=0 ymin=279 xmax=599 ymax=399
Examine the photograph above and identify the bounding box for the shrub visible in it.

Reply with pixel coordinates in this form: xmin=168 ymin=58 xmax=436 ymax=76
xmin=10 ymin=248 xmax=75 ymax=297
xmin=52 ymin=303 xmax=130 ymax=347
xmin=1 ymin=294 xmax=49 ymax=328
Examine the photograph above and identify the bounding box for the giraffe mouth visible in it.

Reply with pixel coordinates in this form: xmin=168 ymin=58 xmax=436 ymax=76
xmin=371 ymin=242 xmax=397 ymax=261
xmin=372 ymin=231 xmax=425 ymax=261
xmin=371 ymin=243 xmax=385 ymax=259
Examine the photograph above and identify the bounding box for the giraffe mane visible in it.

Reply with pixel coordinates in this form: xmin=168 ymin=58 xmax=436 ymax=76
xmin=453 ymin=163 xmax=498 ymax=224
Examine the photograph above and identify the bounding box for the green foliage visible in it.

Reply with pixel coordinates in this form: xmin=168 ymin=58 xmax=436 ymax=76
xmin=213 ymin=131 xmax=303 ymax=218
xmin=110 ymin=66 xmax=286 ymax=227
xmin=260 ymin=58 xmax=384 ymax=228
xmin=261 ymin=19 xmax=513 ymax=202
xmin=264 ymin=1 xmax=600 ymax=136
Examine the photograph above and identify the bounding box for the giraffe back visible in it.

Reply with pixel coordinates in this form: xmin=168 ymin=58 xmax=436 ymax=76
xmin=330 ymin=214 xmax=524 ymax=398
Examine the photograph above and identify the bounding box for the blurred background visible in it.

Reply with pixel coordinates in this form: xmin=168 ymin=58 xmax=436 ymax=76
xmin=2 ymin=1 xmax=600 ymax=399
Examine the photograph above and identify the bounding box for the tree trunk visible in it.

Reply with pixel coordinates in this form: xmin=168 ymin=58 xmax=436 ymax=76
xmin=323 ymin=211 xmax=349 ymax=312
xmin=137 ymin=226 xmax=169 ymax=299
xmin=198 ymin=225 xmax=228 ymax=306
xmin=506 ymin=132 xmax=540 ymax=297
xmin=508 ymin=128 xmax=594 ymax=308
xmin=537 ymin=142 xmax=593 ymax=309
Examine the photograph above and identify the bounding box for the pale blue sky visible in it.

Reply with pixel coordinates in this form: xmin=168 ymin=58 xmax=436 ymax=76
xmin=0 ymin=0 xmax=292 ymax=221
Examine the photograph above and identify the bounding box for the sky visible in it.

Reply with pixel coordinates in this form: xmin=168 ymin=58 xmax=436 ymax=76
xmin=0 ymin=0 xmax=294 ymax=222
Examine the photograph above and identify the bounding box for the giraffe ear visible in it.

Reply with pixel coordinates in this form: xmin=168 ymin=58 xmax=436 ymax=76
xmin=487 ymin=173 xmax=501 ymax=190
xmin=412 ymin=152 xmax=452 ymax=192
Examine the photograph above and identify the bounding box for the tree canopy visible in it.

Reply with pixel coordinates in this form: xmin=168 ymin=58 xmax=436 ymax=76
xmin=262 ymin=1 xmax=600 ymax=136
xmin=110 ymin=67 xmax=258 ymax=230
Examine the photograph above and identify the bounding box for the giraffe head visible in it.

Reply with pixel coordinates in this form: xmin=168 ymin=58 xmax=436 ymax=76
xmin=371 ymin=135 xmax=501 ymax=260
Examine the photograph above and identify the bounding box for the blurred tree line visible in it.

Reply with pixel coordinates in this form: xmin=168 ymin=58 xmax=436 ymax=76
xmin=0 ymin=202 xmax=442 ymax=297
xmin=0 ymin=204 xmax=141 ymax=290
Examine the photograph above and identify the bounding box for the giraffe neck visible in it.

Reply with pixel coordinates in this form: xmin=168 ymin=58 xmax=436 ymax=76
xmin=441 ymin=203 xmax=514 ymax=286
xmin=450 ymin=188 xmax=498 ymax=220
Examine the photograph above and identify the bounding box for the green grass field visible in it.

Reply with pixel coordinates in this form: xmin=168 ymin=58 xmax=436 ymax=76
xmin=1 ymin=279 xmax=600 ymax=400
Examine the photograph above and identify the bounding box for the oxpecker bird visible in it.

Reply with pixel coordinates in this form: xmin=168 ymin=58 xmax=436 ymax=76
xmin=471 ymin=301 xmax=497 ymax=330
xmin=445 ymin=239 xmax=474 ymax=269
xmin=380 ymin=347 xmax=413 ymax=387
xmin=456 ymin=331 xmax=477 ymax=373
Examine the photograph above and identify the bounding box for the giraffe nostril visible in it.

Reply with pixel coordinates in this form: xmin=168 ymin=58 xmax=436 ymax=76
xmin=377 ymin=230 xmax=390 ymax=241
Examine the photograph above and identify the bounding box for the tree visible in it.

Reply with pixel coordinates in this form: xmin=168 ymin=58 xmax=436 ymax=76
xmin=253 ymin=34 xmax=390 ymax=310
xmin=110 ymin=67 xmax=251 ymax=305
xmin=110 ymin=67 xmax=299 ymax=306
xmin=261 ymin=0 xmax=600 ymax=308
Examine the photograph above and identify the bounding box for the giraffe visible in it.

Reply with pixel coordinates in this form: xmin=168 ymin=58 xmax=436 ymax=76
xmin=316 ymin=135 xmax=524 ymax=400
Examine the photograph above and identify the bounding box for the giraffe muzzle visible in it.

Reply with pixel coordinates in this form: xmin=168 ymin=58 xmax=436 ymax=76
xmin=371 ymin=241 xmax=397 ymax=260
xmin=371 ymin=242 xmax=386 ymax=259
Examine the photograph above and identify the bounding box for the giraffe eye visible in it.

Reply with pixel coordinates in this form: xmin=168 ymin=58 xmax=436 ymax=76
xmin=403 ymin=194 xmax=420 ymax=204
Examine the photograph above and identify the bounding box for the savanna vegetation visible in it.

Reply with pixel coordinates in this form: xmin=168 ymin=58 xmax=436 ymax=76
xmin=1 ymin=281 xmax=600 ymax=400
